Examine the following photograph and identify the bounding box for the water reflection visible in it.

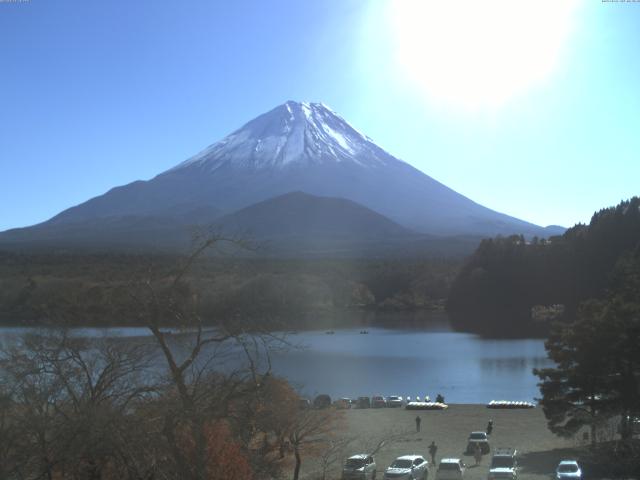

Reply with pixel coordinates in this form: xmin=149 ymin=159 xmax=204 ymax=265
xmin=479 ymin=356 xmax=550 ymax=371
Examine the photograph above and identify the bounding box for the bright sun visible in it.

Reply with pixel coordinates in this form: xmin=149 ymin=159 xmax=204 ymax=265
xmin=390 ymin=0 xmax=579 ymax=110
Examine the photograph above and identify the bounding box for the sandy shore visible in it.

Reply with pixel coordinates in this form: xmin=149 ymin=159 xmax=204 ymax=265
xmin=300 ymin=404 xmax=587 ymax=480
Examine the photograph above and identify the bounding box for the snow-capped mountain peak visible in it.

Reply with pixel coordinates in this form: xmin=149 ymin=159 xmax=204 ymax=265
xmin=170 ymin=101 xmax=397 ymax=172
xmin=8 ymin=100 xmax=556 ymax=244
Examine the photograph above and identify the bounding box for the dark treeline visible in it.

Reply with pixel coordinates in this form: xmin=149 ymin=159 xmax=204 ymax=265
xmin=447 ymin=197 xmax=640 ymax=337
xmin=0 ymin=253 xmax=460 ymax=328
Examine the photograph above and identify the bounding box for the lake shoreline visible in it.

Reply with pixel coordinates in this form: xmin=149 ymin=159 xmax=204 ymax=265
xmin=0 ymin=309 xmax=548 ymax=340
xmin=1 ymin=324 xmax=551 ymax=404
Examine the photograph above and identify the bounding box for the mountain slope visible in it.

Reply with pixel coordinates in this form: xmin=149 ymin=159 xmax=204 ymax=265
xmin=1 ymin=101 xmax=562 ymax=253
xmin=0 ymin=191 xmax=414 ymax=252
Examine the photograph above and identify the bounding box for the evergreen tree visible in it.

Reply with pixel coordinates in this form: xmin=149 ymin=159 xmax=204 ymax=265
xmin=535 ymin=247 xmax=640 ymax=444
xmin=448 ymin=197 xmax=640 ymax=336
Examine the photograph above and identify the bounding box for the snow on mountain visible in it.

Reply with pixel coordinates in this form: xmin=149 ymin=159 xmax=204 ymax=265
xmin=0 ymin=100 xmax=562 ymax=244
xmin=169 ymin=101 xmax=396 ymax=172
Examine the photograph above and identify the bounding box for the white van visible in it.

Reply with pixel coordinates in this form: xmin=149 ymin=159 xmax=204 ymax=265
xmin=436 ymin=458 xmax=465 ymax=480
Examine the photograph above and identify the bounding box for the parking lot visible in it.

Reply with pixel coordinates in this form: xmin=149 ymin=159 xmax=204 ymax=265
xmin=300 ymin=404 xmax=586 ymax=480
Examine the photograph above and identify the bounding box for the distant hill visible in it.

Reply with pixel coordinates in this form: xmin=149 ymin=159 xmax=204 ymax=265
xmin=447 ymin=197 xmax=640 ymax=337
xmin=215 ymin=192 xmax=488 ymax=257
xmin=0 ymin=191 xmax=482 ymax=257
xmin=215 ymin=191 xmax=412 ymax=239
xmin=0 ymin=101 xmax=563 ymax=255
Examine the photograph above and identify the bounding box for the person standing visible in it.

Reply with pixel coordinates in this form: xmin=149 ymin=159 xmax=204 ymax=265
xmin=428 ymin=441 xmax=438 ymax=465
xmin=474 ymin=443 xmax=482 ymax=466
xmin=415 ymin=416 xmax=422 ymax=432
xmin=486 ymin=419 xmax=493 ymax=435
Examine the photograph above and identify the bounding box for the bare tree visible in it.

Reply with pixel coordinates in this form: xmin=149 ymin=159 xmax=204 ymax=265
xmin=126 ymin=234 xmax=284 ymax=480
xmin=311 ymin=429 xmax=410 ymax=480
xmin=315 ymin=435 xmax=355 ymax=480
xmin=0 ymin=384 xmax=21 ymax=480
xmin=0 ymin=234 xmax=294 ymax=480
xmin=1 ymin=331 xmax=157 ymax=480
xmin=361 ymin=428 xmax=411 ymax=457
xmin=287 ymin=408 xmax=344 ymax=480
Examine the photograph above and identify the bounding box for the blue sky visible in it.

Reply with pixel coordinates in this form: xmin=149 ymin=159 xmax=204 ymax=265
xmin=1 ymin=0 xmax=639 ymax=231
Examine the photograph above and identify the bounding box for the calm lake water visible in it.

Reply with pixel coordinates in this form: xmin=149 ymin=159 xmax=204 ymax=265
xmin=0 ymin=317 xmax=551 ymax=404
xmin=272 ymin=327 xmax=551 ymax=403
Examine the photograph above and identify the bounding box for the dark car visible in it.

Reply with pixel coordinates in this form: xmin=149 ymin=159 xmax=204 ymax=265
xmin=372 ymin=395 xmax=387 ymax=408
xmin=356 ymin=396 xmax=371 ymax=409
xmin=314 ymin=394 xmax=332 ymax=409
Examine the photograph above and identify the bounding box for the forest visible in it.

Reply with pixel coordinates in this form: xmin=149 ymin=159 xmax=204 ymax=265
xmin=4 ymin=197 xmax=640 ymax=338
xmin=0 ymin=251 xmax=460 ymax=329
xmin=447 ymin=197 xmax=640 ymax=337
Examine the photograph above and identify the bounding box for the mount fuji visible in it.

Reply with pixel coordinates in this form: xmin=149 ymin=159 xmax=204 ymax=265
xmin=0 ymin=101 xmax=563 ymax=253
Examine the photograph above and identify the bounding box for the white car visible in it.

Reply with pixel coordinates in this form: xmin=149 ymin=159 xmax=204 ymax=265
xmin=384 ymin=455 xmax=428 ymax=480
xmin=342 ymin=454 xmax=377 ymax=480
xmin=555 ymin=460 xmax=581 ymax=480
xmin=488 ymin=448 xmax=518 ymax=480
xmin=388 ymin=395 xmax=404 ymax=407
xmin=435 ymin=458 xmax=465 ymax=480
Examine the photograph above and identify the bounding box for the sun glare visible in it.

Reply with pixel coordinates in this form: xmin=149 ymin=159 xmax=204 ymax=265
xmin=390 ymin=0 xmax=579 ymax=110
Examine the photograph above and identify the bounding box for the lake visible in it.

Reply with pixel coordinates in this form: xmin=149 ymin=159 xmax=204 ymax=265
xmin=272 ymin=325 xmax=551 ymax=403
xmin=0 ymin=316 xmax=552 ymax=404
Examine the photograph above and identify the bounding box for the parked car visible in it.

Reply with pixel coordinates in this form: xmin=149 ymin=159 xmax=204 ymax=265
xmin=555 ymin=460 xmax=581 ymax=480
xmin=488 ymin=448 xmax=518 ymax=480
xmin=465 ymin=431 xmax=490 ymax=454
xmin=313 ymin=394 xmax=332 ymax=409
xmin=298 ymin=398 xmax=311 ymax=409
xmin=618 ymin=415 xmax=640 ymax=436
xmin=357 ymin=396 xmax=371 ymax=409
xmin=632 ymin=416 xmax=640 ymax=435
xmin=335 ymin=397 xmax=352 ymax=409
xmin=435 ymin=458 xmax=465 ymax=480
xmin=384 ymin=455 xmax=428 ymax=480
xmin=342 ymin=454 xmax=377 ymax=480
xmin=387 ymin=395 xmax=403 ymax=407
xmin=372 ymin=395 xmax=387 ymax=408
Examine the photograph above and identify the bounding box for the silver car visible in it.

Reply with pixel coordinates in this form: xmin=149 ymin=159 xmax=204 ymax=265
xmin=435 ymin=458 xmax=465 ymax=480
xmin=556 ymin=460 xmax=581 ymax=480
xmin=384 ymin=455 xmax=428 ymax=480
xmin=342 ymin=454 xmax=377 ymax=480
